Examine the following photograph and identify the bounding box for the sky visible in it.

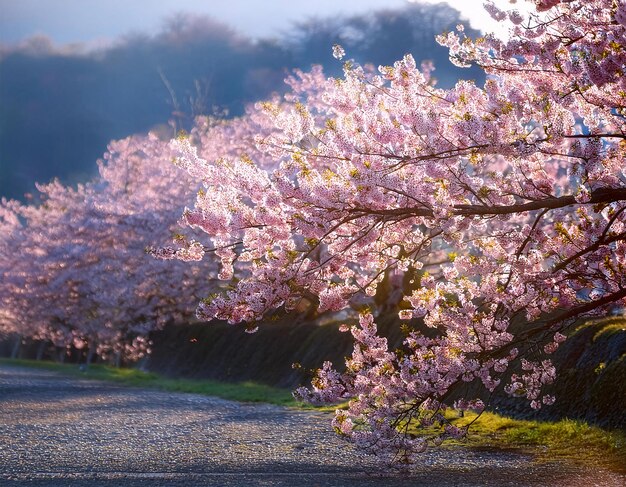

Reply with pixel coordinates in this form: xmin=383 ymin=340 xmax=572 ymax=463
xmin=0 ymin=0 xmax=532 ymax=47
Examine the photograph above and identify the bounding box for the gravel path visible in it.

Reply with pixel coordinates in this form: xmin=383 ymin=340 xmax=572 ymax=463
xmin=0 ymin=364 xmax=623 ymax=486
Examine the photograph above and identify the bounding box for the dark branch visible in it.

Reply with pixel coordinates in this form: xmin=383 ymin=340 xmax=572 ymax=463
xmin=352 ymin=187 xmax=626 ymax=219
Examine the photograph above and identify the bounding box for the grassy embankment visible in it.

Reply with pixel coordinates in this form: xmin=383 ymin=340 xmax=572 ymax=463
xmin=424 ymin=410 xmax=625 ymax=473
xmin=2 ymin=356 xmax=624 ymax=472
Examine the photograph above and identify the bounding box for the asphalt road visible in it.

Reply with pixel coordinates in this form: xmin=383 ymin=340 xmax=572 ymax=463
xmin=0 ymin=364 xmax=623 ymax=486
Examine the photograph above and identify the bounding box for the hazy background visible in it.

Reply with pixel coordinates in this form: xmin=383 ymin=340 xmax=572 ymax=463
xmin=0 ymin=0 xmax=503 ymax=200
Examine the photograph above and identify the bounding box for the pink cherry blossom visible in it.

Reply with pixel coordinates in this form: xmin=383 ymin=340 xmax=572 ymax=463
xmin=165 ymin=0 xmax=626 ymax=460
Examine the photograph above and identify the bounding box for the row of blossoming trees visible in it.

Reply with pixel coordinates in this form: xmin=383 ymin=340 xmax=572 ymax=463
xmin=0 ymin=105 xmax=295 ymax=362
xmin=0 ymin=133 xmax=221 ymax=363
xmin=1 ymin=0 xmax=625 ymax=460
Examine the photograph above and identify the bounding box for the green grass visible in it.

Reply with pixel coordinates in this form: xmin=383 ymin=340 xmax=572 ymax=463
xmin=2 ymin=357 xmax=624 ymax=471
xmin=0 ymin=358 xmax=297 ymax=406
xmin=440 ymin=410 xmax=626 ymax=473
xmin=590 ymin=318 xmax=626 ymax=341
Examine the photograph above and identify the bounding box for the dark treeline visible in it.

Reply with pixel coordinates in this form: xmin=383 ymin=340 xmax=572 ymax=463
xmin=0 ymin=3 xmax=482 ymax=200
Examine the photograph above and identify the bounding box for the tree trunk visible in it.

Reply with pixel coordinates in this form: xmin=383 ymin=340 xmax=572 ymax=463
xmin=137 ymin=355 xmax=149 ymax=372
xmin=11 ymin=335 xmax=21 ymax=359
xmin=57 ymin=347 xmax=66 ymax=363
xmin=36 ymin=341 xmax=46 ymax=361
xmin=114 ymin=351 xmax=122 ymax=368
xmin=86 ymin=342 xmax=97 ymax=366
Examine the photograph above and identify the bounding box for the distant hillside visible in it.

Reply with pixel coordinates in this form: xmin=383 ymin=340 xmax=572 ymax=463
xmin=0 ymin=3 xmax=483 ymax=200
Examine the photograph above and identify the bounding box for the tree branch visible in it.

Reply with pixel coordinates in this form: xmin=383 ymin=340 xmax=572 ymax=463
xmin=352 ymin=187 xmax=626 ymax=219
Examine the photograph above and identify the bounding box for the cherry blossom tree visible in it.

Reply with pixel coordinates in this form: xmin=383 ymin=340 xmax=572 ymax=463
xmin=167 ymin=0 xmax=626 ymax=459
xmin=0 ymin=133 xmax=215 ymax=364
xmin=0 ymin=184 xmax=90 ymax=360
xmin=0 ymin=198 xmax=35 ymax=357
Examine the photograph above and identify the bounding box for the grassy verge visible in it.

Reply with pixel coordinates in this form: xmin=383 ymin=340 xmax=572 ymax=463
xmin=439 ymin=410 xmax=626 ymax=473
xmin=2 ymin=357 xmax=624 ymax=471
xmin=0 ymin=358 xmax=297 ymax=406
